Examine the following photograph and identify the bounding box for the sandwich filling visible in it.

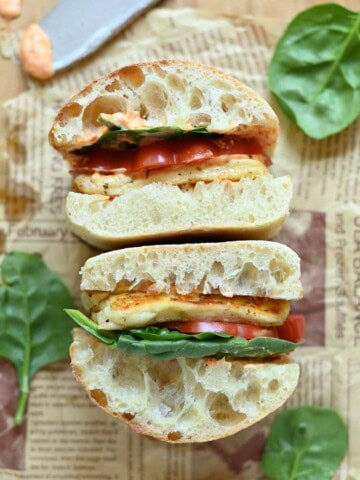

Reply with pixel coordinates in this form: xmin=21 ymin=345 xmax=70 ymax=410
xmin=70 ymin=114 xmax=272 ymax=196
xmin=73 ymin=157 xmax=269 ymax=196
xmin=66 ymin=290 xmax=304 ymax=360
xmin=72 ymin=134 xmax=271 ymax=175
xmin=84 ymin=292 xmax=290 ymax=330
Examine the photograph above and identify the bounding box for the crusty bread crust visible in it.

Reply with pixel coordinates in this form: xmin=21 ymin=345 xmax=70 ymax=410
xmin=80 ymin=241 xmax=303 ymax=300
xmin=49 ymin=60 xmax=279 ymax=155
xmin=70 ymin=328 xmax=299 ymax=443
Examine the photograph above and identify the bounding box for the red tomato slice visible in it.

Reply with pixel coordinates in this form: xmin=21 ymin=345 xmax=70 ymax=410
xmin=276 ymin=314 xmax=305 ymax=342
xmin=76 ymin=148 xmax=136 ymax=173
xmin=172 ymin=137 xmax=214 ymax=165
xmin=133 ymin=142 xmax=175 ymax=170
xmin=164 ymin=314 xmax=305 ymax=342
xmin=74 ymin=136 xmax=271 ymax=174
xmin=163 ymin=321 xmax=278 ymax=339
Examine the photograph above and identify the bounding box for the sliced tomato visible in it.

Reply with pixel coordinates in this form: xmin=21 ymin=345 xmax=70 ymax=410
xmin=276 ymin=314 xmax=305 ymax=342
xmin=74 ymin=136 xmax=271 ymax=174
xmin=133 ymin=142 xmax=175 ymax=170
xmin=163 ymin=320 xmax=278 ymax=339
xmin=163 ymin=314 xmax=305 ymax=342
xmin=76 ymin=148 xmax=136 ymax=173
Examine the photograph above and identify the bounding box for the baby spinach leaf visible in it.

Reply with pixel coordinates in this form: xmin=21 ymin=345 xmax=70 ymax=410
xmin=269 ymin=4 xmax=360 ymax=139
xmin=65 ymin=309 xmax=300 ymax=360
xmin=262 ymin=406 xmax=348 ymax=480
xmin=0 ymin=252 xmax=74 ymax=425
xmin=115 ymin=333 xmax=298 ymax=360
xmin=74 ymin=124 xmax=211 ymax=154
xmin=65 ymin=309 xmax=118 ymax=345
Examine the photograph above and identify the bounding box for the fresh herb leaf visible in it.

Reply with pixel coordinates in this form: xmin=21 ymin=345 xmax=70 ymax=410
xmin=115 ymin=332 xmax=298 ymax=360
xmin=65 ymin=309 xmax=118 ymax=345
xmin=262 ymin=406 xmax=348 ymax=480
xmin=269 ymin=4 xmax=360 ymax=139
xmin=65 ymin=310 xmax=300 ymax=360
xmin=0 ymin=252 xmax=74 ymax=425
xmin=74 ymin=125 xmax=212 ymax=154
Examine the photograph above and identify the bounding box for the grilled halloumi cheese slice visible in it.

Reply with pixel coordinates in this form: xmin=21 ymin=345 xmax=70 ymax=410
xmin=74 ymin=157 xmax=268 ymax=196
xmin=86 ymin=292 xmax=290 ymax=330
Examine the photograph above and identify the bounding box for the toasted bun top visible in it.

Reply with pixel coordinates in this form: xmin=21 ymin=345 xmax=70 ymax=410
xmin=80 ymin=241 xmax=302 ymax=300
xmin=49 ymin=60 xmax=279 ymax=155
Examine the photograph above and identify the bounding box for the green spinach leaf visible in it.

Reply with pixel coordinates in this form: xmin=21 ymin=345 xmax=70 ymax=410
xmin=269 ymin=4 xmax=360 ymax=139
xmin=262 ymin=406 xmax=348 ymax=480
xmin=65 ymin=309 xmax=300 ymax=360
xmin=74 ymin=123 xmax=212 ymax=154
xmin=0 ymin=252 xmax=74 ymax=425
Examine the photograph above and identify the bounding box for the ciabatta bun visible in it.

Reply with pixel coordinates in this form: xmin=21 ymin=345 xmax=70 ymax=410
xmin=49 ymin=60 xmax=279 ymax=155
xmin=70 ymin=328 xmax=299 ymax=443
xmin=80 ymin=241 xmax=302 ymax=300
xmin=67 ymin=174 xmax=292 ymax=250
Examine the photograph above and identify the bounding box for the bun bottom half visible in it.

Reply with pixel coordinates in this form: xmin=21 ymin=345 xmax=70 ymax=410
xmin=70 ymin=329 xmax=299 ymax=443
xmin=66 ymin=175 xmax=291 ymax=249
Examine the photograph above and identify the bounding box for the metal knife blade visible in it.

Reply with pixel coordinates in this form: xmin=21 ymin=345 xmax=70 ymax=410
xmin=40 ymin=0 xmax=160 ymax=73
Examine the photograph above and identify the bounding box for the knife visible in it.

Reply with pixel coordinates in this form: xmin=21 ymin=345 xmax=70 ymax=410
xmin=19 ymin=0 xmax=160 ymax=80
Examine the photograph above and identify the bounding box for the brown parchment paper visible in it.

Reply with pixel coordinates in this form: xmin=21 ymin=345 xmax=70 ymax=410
xmin=0 ymin=6 xmax=359 ymax=480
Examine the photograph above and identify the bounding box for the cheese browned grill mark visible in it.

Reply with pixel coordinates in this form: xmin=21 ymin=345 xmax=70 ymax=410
xmin=73 ymin=157 xmax=268 ymax=196
xmin=85 ymin=292 xmax=290 ymax=330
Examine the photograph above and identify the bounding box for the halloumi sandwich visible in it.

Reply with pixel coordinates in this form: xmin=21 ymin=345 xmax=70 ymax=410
xmin=49 ymin=60 xmax=292 ymax=249
xmin=66 ymin=241 xmax=304 ymax=443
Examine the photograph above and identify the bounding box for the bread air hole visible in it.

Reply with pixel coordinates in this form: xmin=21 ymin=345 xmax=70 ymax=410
xmin=221 ymin=94 xmax=237 ymax=113
xmin=183 ymin=271 xmax=195 ymax=284
xmin=90 ymin=389 xmax=108 ymax=407
xmin=210 ymin=261 xmax=225 ymax=278
xmin=152 ymin=65 xmax=167 ymax=78
xmin=105 ymin=79 xmax=121 ymax=92
xmin=167 ymin=431 xmax=182 ymax=441
xmin=246 ymin=381 xmax=260 ymax=402
xmin=148 ymin=360 xmax=182 ymax=388
xmin=148 ymin=361 xmax=185 ymax=416
xmin=112 ymin=362 xmax=145 ymax=394
xmin=142 ymin=82 xmax=168 ymax=110
xmin=188 ymin=113 xmax=211 ymax=127
xmin=230 ymin=363 xmax=245 ymax=380
xmin=208 ymin=393 xmax=246 ymax=426
xmin=146 ymin=251 xmax=159 ymax=264
xmin=241 ymin=262 xmax=262 ymax=283
xmin=140 ymin=103 xmax=149 ymax=120
xmin=82 ymin=95 xmax=127 ymax=132
xmin=270 ymin=259 xmax=291 ymax=283
xmin=212 ymin=79 xmax=232 ymax=90
xmin=189 ymin=87 xmax=203 ymax=109
xmin=167 ymin=74 xmax=186 ymax=92
xmin=268 ymin=379 xmax=280 ymax=393
xmin=122 ymin=412 xmax=135 ymax=421
xmin=58 ymin=102 xmax=82 ymax=125
xmin=119 ymin=65 xmax=145 ymax=88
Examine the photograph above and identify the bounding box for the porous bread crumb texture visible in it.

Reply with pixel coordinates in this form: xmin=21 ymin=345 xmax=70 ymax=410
xmin=67 ymin=175 xmax=292 ymax=248
xmin=80 ymin=241 xmax=302 ymax=300
xmin=71 ymin=329 xmax=299 ymax=443
xmin=49 ymin=60 xmax=279 ymax=154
